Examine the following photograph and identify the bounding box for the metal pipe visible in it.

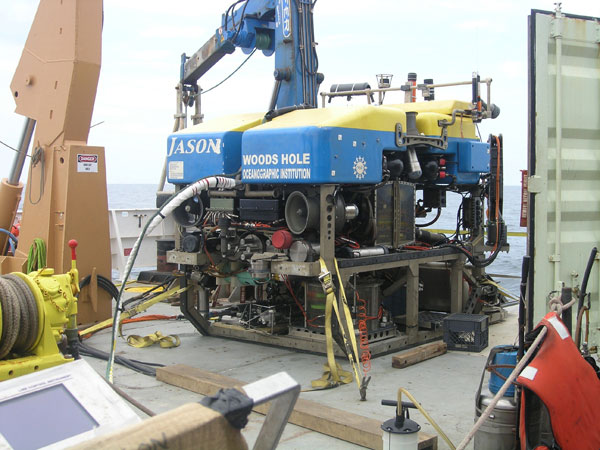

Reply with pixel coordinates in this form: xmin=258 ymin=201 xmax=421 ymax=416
xmin=191 ymin=89 xmax=203 ymax=125
xmin=553 ymin=7 xmax=563 ymax=290
xmin=320 ymin=78 xmax=493 ymax=102
xmin=158 ymin=113 xmax=186 ymax=192
xmin=268 ymin=79 xmax=282 ymax=111
xmin=244 ymin=185 xmax=278 ymax=198
xmin=437 ymin=109 xmax=469 ymax=127
xmin=486 ymin=80 xmax=492 ymax=115
xmin=157 ymin=161 xmax=167 ymax=192
xmin=9 ymin=118 xmax=36 ymax=186
xmin=197 ymin=286 xmax=209 ymax=318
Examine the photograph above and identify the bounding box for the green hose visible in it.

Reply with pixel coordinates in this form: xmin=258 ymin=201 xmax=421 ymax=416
xmin=27 ymin=238 xmax=47 ymax=273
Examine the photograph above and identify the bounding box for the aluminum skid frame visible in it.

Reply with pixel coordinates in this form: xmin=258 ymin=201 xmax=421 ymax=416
xmin=176 ymin=185 xmax=472 ymax=357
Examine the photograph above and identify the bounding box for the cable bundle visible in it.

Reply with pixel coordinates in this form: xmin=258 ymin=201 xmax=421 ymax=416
xmin=78 ymin=341 xmax=162 ymax=377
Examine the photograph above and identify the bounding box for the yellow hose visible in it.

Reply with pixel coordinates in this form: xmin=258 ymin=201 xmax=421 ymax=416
xmin=398 ymin=388 xmax=456 ymax=450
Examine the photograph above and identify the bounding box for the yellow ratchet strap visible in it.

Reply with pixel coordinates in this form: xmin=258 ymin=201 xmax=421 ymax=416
xmin=127 ymin=331 xmax=181 ymax=349
xmin=311 ymin=258 xmax=342 ymax=388
xmin=311 ymin=258 xmax=362 ymax=393
xmin=309 ymin=363 xmax=352 ymax=390
xmin=333 ymin=258 xmax=362 ymax=390
xmin=481 ymin=279 xmax=519 ymax=301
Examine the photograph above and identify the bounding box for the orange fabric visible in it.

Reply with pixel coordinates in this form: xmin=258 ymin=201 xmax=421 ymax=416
xmin=518 ymin=312 xmax=600 ymax=450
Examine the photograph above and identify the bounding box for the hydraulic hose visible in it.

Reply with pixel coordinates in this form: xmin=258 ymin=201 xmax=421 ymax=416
xmin=576 ymin=247 xmax=597 ymax=348
xmin=0 ymin=228 xmax=18 ymax=245
xmin=397 ymin=388 xmax=455 ymax=450
xmin=80 ymin=274 xmax=119 ymax=301
xmin=0 ymin=228 xmax=18 ymax=256
xmin=106 ymin=176 xmax=239 ymax=382
xmin=518 ymin=256 xmax=531 ymax=359
xmin=263 ymin=104 xmax=313 ymax=122
xmin=578 ymin=247 xmax=597 ymax=313
xmin=445 ymin=238 xmax=502 ymax=268
xmin=416 ymin=208 xmax=442 ymax=228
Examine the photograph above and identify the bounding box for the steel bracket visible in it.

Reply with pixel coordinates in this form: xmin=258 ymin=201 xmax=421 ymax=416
xmin=395 ymin=123 xmax=448 ymax=149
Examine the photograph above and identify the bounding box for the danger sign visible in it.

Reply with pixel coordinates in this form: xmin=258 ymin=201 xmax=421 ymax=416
xmin=77 ymin=154 xmax=98 ymax=173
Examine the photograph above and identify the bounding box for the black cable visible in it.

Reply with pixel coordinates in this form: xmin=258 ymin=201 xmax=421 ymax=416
xmin=416 ymin=208 xmax=441 ymax=228
xmin=80 ymin=274 xmax=119 ymax=300
xmin=453 ymin=196 xmax=465 ymax=240
xmin=28 ymin=147 xmax=45 ymax=205
xmin=202 ymin=49 xmax=257 ymax=95
xmin=344 ymin=174 xmax=391 ymax=193
xmin=443 ymin=229 xmax=503 ymax=268
xmin=232 ymin=0 xmax=250 ymax=42
xmin=0 ymin=139 xmax=20 ymax=153
xmin=225 ymin=0 xmax=246 ymax=32
xmin=79 ymin=341 xmax=163 ymax=377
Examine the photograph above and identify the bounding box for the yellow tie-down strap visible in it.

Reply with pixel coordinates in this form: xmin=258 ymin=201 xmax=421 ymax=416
xmin=127 ymin=331 xmax=181 ymax=349
xmin=79 ymin=285 xmax=189 ymax=337
xmin=311 ymin=258 xmax=363 ymax=396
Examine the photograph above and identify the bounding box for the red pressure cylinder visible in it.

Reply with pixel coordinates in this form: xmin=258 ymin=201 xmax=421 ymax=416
xmin=272 ymin=230 xmax=293 ymax=249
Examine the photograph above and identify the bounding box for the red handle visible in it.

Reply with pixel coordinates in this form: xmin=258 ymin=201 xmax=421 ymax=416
xmin=68 ymin=239 xmax=78 ymax=261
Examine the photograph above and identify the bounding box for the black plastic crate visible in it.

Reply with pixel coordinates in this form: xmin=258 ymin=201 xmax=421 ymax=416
xmin=443 ymin=313 xmax=488 ymax=352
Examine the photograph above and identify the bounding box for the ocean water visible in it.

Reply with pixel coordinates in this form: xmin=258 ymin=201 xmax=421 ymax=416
xmin=108 ymin=184 xmax=525 ymax=295
xmin=428 ymin=185 xmax=525 ymax=296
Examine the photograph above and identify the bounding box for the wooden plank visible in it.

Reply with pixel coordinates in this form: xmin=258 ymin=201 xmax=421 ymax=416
xmin=157 ymin=364 xmax=437 ymax=450
xmin=392 ymin=341 xmax=447 ymax=369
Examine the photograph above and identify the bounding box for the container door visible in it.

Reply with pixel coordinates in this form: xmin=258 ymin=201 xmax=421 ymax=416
xmin=528 ymin=9 xmax=600 ymax=347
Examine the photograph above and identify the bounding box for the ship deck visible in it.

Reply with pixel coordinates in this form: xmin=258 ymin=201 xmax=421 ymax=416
xmin=81 ymin=290 xmax=521 ymax=449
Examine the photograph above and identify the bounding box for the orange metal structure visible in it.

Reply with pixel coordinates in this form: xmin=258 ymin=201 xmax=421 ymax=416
xmin=0 ymin=0 xmax=111 ymax=324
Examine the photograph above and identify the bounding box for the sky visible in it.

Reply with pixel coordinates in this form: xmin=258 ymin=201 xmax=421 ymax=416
xmin=1 ymin=0 xmax=599 ymax=187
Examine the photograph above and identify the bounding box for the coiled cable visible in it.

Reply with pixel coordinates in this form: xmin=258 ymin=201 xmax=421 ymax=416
xmin=356 ymin=295 xmax=372 ymax=373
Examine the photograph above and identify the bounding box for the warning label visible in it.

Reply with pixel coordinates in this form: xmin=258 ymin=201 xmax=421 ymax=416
xmin=169 ymin=161 xmax=184 ymax=180
xmin=77 ymin=154 xmax=98 ymax=173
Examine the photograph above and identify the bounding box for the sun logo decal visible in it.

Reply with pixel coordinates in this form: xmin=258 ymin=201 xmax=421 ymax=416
xmin=353 ymin=156 xmax=367 ymax=179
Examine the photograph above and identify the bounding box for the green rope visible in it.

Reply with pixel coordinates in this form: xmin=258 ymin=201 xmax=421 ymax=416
xmin=27 ymin=238 xmax=47 ymax=273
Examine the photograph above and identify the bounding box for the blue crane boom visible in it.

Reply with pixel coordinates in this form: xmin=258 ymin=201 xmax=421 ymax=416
xmin=180 ymin=0 xmax=321 ymax=110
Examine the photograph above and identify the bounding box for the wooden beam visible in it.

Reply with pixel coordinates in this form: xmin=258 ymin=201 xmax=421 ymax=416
xmin=156 ymin=364 xmax=437 ymax=450
xmin=392 ymin=342 xmax=447 ymax=369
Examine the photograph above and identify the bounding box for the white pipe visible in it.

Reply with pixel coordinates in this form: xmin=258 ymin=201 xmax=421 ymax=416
xmin=554 ymin=7 xmax=563 ymax=290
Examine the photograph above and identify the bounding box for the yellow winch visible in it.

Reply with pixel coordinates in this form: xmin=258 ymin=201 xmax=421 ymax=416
xmin=0 ymin=240 xmax=80 ymax=381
